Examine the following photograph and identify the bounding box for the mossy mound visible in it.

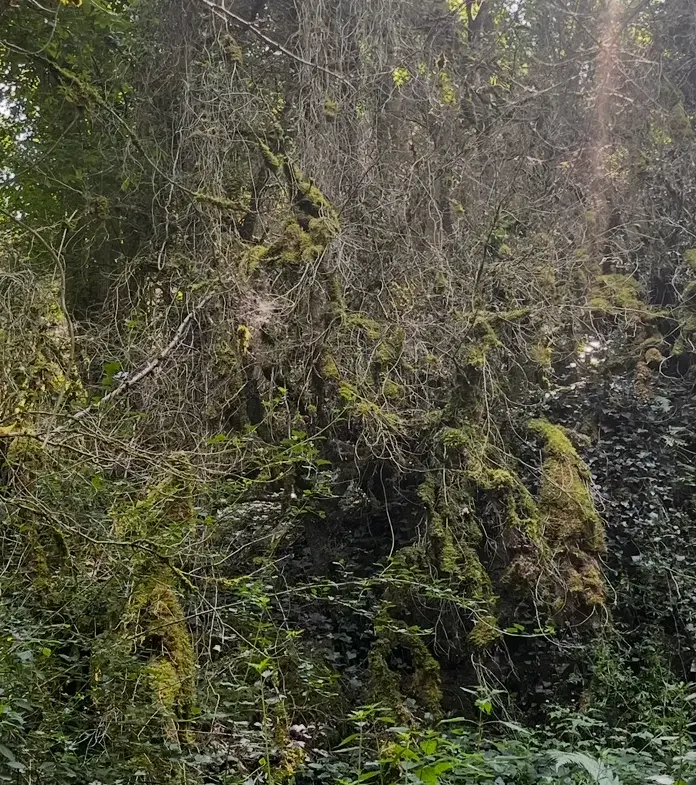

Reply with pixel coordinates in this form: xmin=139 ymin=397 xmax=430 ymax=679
xmin=369 ymin=620 xmax=442 ymax=719
xmin=588 ymin=274 xmax=647 ymax=316
xmin=526 ymin=418 xmax=606 ymax=613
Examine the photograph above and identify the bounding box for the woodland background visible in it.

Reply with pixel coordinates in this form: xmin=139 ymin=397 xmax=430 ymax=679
xmin=2 ymin=0 xmax=696 ymax=783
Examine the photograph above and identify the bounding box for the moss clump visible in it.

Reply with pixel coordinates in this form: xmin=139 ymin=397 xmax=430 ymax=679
xmin=439 ymin=426 xmax=471 ymax=452
xmin=320 ymin=352 xmax=341 ymax=381
xmin=462 ymin=314 xmax=503 ymax=368
xmin=684 ymin=249 xmax=696 ymax=272
xmin=243 ymin=244 xmax=269 ymax=274
xmin=324 ymin=96 xmax=339 ymax=120
xmin=468 ymin=616 xmax=502 ymax=649
xmin=588 ymin=274 xmax=644 ymax=314
xmin=259 ymin=142 xmax=283 ymax=170
xmin=128 ymin=573 xmax=196 ymax=739
xmin=264 ymin=170 xmax=340 ymax=264
xmin=417 ymin=472 xmax=492 ymax=601
xmin=528 ymin=418 xmax=605 ymax=608
xmin=375 ymin=326 xmax=405 ymax=366
xmin=382 ymin=378 xmax=404 ymax=399
xmin=436 ymin=424 xmax=541 ymax=541
xmin=338 ymin=382 xmax=403 ymax=431
xmin=280 ymin=220 xmax=327 ymax=263
xmin=369 ymin=620 xmax=442 ymax=717
xmin=345 ymin=312 xmax=382 ymax=340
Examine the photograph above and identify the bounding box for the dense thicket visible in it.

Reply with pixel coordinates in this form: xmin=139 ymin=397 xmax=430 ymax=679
xmin=2 ymin=0 xmax=696 ymax=783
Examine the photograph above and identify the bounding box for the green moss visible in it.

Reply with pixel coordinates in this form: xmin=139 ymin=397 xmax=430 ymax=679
xmin=112 ymin=474 xmax=195 ymax=540
xmin=243 ymin=244 xmax=269 ymax=273
xmin=193 ymin=190 xmax=243 ymax=213
xmin=382 ymin=378 xmax=404 ymax=399
xmin=439 ymin=426 xmax=471 ymax=451
xmin=468 ymin=616 xmax=502 ymax=649
xmin=588 ymin=274 xmax=644 ymax=313
xmin=375 ymin=326 xmax=405 ymax=365
xmin=259 ymin=142 xmax=283 ymax=170
xmin=417 ymin=472 xmax=492 ymax=600
xmin=682 ymin=280 xmax=696 ymax=308
xmin=339 ymin=382 xmax=403 ymax=430
xmin=307 ymin=216 xmax=338 ymax=245
xmin=462 ymin=314 xmax=504 ymax=368
xmin=345 ymin=312 xmax=382 ymax=340
xmin=528 ymin=418 xmax=605 ymax=606
xmin=369 ymin=619 xmax=442 ymax=716
xmin=127 ymin=574 xmax=196 ymax=731
xmin=147 ymin=659 xmax=181 ymax=713
xmin=320 ymin=352 xmax=341 ymax=381
xmin=263 ymin=172 xmax=340 ymax=264
xmin=684 ymin=249 xmax=696 ymax=271
xmin=280 ymin=220 xmax=326 ymax=263
xmin=324 ymin=96 xmax=339 ymax=120
xmin=529 ymin=418 xmax=578 ymax=461
xmin=435 ymin=424 xmax=541 ymax=542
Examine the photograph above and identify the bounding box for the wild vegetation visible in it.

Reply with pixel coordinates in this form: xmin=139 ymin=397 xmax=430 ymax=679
xmin=2 ymin=0 xmax=696 ymax=782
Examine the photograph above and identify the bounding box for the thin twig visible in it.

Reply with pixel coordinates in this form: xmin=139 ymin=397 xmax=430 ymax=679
xmin=199 ymin=0 xmax=355 ymax=89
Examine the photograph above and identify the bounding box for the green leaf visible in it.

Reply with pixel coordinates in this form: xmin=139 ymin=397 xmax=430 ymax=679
xmin=548 ymin=751 xmax=622 ymax=785
xmin=0 ymin=745 xmax=24 ymax=772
